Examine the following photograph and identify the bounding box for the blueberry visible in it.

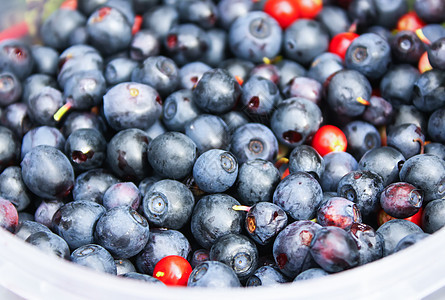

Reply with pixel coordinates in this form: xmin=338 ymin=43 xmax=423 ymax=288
xmin=275 ymin=59 xmax=306 ymax=91
xmin=129 ymin=30 xmax=160 ymax=61
xmin=72 ymin=169 xmax=120 ymax=204
xmin=141 ymin=5 xmax=179 ymax=39
xmin=52 ymin=200 xmax=106 ymax=249
xmin=343 ymin=120 xmax=381 ymax=160
xmin=349 ymin=222 xmax=383 ymax=265
xmin=190 ymin=249 xmax=210 ymax=268
xmin=293 ymin=268 xmax=329 ymax=281
xmin=106 ymin=128 xmax=151 ymax=182
xmin=310 ymin=226 xmax=360 ymax=273
xmin=362 ymin=96 xmax=394 ymax=127
xmin=71 ymin=244 xmax=117 ymax=274
xmin=236 ymin=159 xmax=281 ymax=206
xmin=147 ymin=131 xmax=197 ymax=180
xmin=121 ymin=272 xmax=165 ymax=285
xmin=390 ymin=31 xmax=425 ymax=65
xmin=282 ymin=76 xmax=322 ymax=106
xmin=428 ymin=107 xmax=445 ymax=143
xmin=104 ymin=58 xmax=139 ymax=86
xmin=14 ymin=220 xmax=51 ymax=241
xmin=190 ymin=194 xmax=243 ymax=249
xmin=424 ymin=143 xmax=445 ymax=160
xmin=0 ymin=72 xmax=21 ymax=107
xmin=61 ymin=111 xmax=107 ymax=138
xmin=193 ymin=149 xmax=238 ymax=193
xmin=95 ymin=206 xmax=150 ymax=258
xmin=288 ymin=145 xmax=324 ymax=180
xmin=380 ymin=182 xmax=423 ymax=219
xmin=320 ymin=152 xmax=358 ymax=192
xmin=307 ymin=52 xmax=343 ymax=85
xmin=427 ymin=37 xmax=445 ymax=70
xmin=0 ymin=102 xmax=33 ymax=139
xmin=414 ymin=0 xmax=445 ymax=23
xmin=272 ymin=220 xmax=322 ymax=278
xmin=30 ymin=45 xmax=59 ymax=76
xmin=103 ymin=82 xmax=162 ymax=131
xmin=230 ymin=123 xmax=278 ymax=165
xmin=392 ymin=105 xmax=427 ymax=133
xmin=317 ymin=5 xmax=351 ymax=38
xmin=86 ymin=6 xmax=132 ymax=55
xmin=202 ymin=28 xmax=228 ymax=68
xmin=358 ymin=146 xmax=405 ymax=186
xmin=271 ymin=97 xmax=323 ymax=148
xmin=185 ymin=114 xmax=230 ymax=154
xmin=142 ymin=179 xmax=194 ymax=229
xmin=393 ymin=233 xmax=430 ymax=253
xmin=326 ymin=69 xmax=372 ymax=117
xmin=40 ymin=8 xmax=86 ymax=51
xmin=0 ymin=40 xmax=34 ymax=80
xmin=221 ymin=111 xmax=250 ymax=135
xmin=229 ymin=11 xmax=282 ymax=63
xmin=103 ymin=182 xmax=141 ymax=211
xmin=210 ymin=233 xmax=258 ymax=281
xmin=34 ymin=200 xmax=64 ymax=230
xmin=21 ymin=145 xmax=74 ymax=200
xmin=192 ymin=68 xmax=242 ymax=114
xmin=178 ymin=62 xmax=211 ymax=90
xmin=62 ymin=69 xmax=106 ymax=110
xmin=422 ymin=199 xmax=445 ymax=234
xmin=284 ymin=19 xmax=329 ymax=66
xmin=135 ymin=228 xmax=191 ymax=275
xmin=399 ymin=154 xmax=445 ymax=202
xmin=131 ymin=55 xmax=179 ymax=97
xmin=387 ymin=124 xmax=425 ymax=159
xmin=412 ymin=69 xmax=445 ymax=113
xmin=337 ymin=170 xmax=384 ymax=219
xmin=65 ymin=128 xmax=107 ymax=172
xmin=241 ymin=76 xmax=281 ymax=116
xmin=187 ymin=261 xmax=241 ymax=287
xmin=21 ymin=126 xmax=65 ymax=160
xmin=0 ymin=197 xmax=19 ymax=233
xmin=25 ymin=231 xmax=70 ymax=259
xmin=177 ymin=0 xmax=218 ymax=29
xmin=244 ymin=202 xmax=288 ymax=245
xmin=376 ymin=219 xmax=424 ymax=256
xmin=0 ymin=166 xmax=31 ymax=212
xmin=27 ymin=87 xmax=63 ymax=127
xmin=0 ymin=126 xmax=20 ymax=172
xmin=317 ymin=197 xmax=362 ymax=230
xmin=115 ymin=258 xmax=136 ymax=275
xmin=246 ymin=265 xmax=288 ymax=286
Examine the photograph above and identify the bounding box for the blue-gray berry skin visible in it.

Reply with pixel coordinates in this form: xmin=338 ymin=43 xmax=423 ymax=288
xmin=193 ymin=149 xmax=238 ymax=193
xmin=135 ymin=228 xmax=191 ymax=275
xmin=25 ymin=231 xmax=70 ymax=259
xmin=15 ymin=220 xmax=51 ymax=241
xmin=412 ymin=69 xmax=445 ymax=114
xmin=103 ymin=182 xmax=141 ymax=211
xmin=21 ymin=145 xmax=74 ymax=200
xmin=105 ymin=58 xmax=139 ymax=86
xmin=187 ymin=261 xmax=241 ymax=288
xmin=147 ymin=131 xmax=198 ymax=180
xmin=73 ymin=169 xmax=120 ymax=204
xmin=229 ymin=11 xmax=282 ymax=64
xmin=21 ymin=126 xmax=66 ymax=160
xmin=65 ymin=128 xmax=107 ymax=172
xmin=376 ymin=219 xmax=424 ymax=257
xmin=271 ymin=97 xmax=323 ymax=148
xmin=273 ymin=220 xmax=322 ymax=278
xmin=358 ymin=146 xmax=405 ymax=187
xmin=349 ymin=223 xmax=383 ymax=266
xmin=236 ymin=159 xmax=280 ymax=206
xmin=337 ymin=170 xmax=384 ymax=218
xmin=320 ymin=152 xmax=359 ymax=192
xmin=106 ymin=128 xmax=151 ymax=182
xmin=115 ymin=258 xmax=136 ymax=275
xmin=283 ymin=19 xmax=329 ymax=66
xmin=399 ymin=154 xmax=445 ymax=203
xmin=273 ymin=172 xmax=323 ymax=221
xmin=162 ymin=89 xmax=201 ymax=132
xmin=121 ymin=272 xmax=166 ymax=285
xmin=185 ymin=114 xmax=230 ymax=155
xmin=52 ymin=200 xmax=106 ymax=250
xmin=190 ymin=194 xmax=244 ymax=249
xmin=131 ymin=55 xmax=179 ymax=97
xmin=245 ymin=202 xmax=288 ymax=245
xmin=231 ymin=123 xmax=278 ymax=165
xmin=241 ymin=76 xmax=282 ymax=116
xmin=293 ymin=268 xmax=329 ymax=282
xmin=94 ymin=206 xmax=150 ymax=259
xmin=142 ymin=179 xmax=194 ymax=230
xmin=422 ymin=199 xmax=445 ymax=234
xmin=210 ymin=233 xmax=259 ymax=281
xmin=288 ymin=145 xmax=324 ymax=180
xmin=0 ymin=166 xmax=31 ymax=212
xmin=387 ymin=124 xmax=425 ymax=159
xmin=246 ymin=266 xmax=288 ymax=286
xmin=192 ymin=68 xmax=242 ymax=114
xmin=103 ymin=82 xmax=162 ymax=131
xmin=428 ymin=108 xmax=445 ymax=143
xmin=71 ymin=244 xmax=117 ymax=275
xmin=393 ymin=232 xmax=430 ymax=253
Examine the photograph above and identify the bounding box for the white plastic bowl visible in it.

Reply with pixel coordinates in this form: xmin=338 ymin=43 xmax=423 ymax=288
xmin=0 ymin=226 xmax=445 ymax=299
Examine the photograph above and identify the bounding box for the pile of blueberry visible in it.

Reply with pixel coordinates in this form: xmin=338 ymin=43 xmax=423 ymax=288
xmin=0 ymin=0 xmax=444 ymax=289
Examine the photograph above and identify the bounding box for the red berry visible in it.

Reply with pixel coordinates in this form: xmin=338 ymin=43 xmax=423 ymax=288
xmin=0 ymin=198 xmax=18 ymax=233
xmin=264 ymin=0 xmax=300 ymax=29
xmin=397 ymin=11 xmax=426 ymax=32
xmin=328 ymin=32 xmax=359 ymax=60
xmin=295 ymin=0 xmax=323 ymax=19
xmin=311 ymin=125 xmax=347 ymax=157
xmin=153 ymin=255 xmax=192 ymax=286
